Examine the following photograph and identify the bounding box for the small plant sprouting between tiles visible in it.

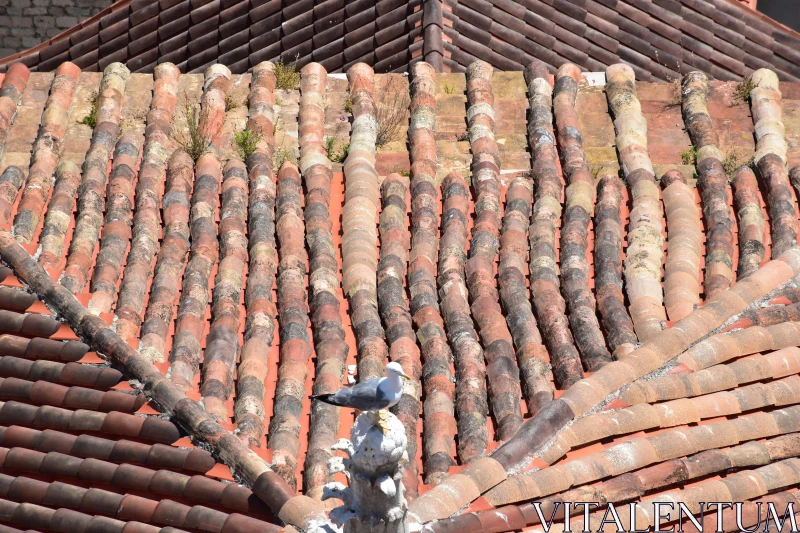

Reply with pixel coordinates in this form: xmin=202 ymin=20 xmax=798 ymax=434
xmin=234 ymin=127 xmax=263 ymax=161
xmin=390 ymin=167 xmax=410 ymax=177
xmin=681 ymin=146 xmax=698 ymax=166
xmin=172 ymin=100 xmax=211 ymax=163
xmin=722 ymin=148 xmax=751 ymax=176
xmin=375 ymin=78 xmax=410 ymax=149
xmin=274 ymin=57 xmax=301 ymax=91
xmin=225 ymin=94 xmax=242 ymax=111
xmin=273 ymin=146 xmax=298 ymax=172
xmin=325 ymin=137 xmax=348 ymax=163
xmin=733 ymin=76 xmax=756 ymax=106
xmin=77 ymin=91 xmax=99 ymax=128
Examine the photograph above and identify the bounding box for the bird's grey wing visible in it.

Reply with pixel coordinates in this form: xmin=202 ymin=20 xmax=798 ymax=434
xmin=328 ymin=378 xmax=393 ymax=410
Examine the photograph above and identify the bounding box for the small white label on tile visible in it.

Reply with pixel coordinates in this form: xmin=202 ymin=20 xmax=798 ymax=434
xmin=583 ymin=72 xmax=607 ymax=86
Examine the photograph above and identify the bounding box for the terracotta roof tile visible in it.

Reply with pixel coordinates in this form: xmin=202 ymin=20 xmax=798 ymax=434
xmin=1 ymin=53 xmax=800 ymax=533
xmin=0 ymin=337 xmax=88 ymax=363
xmin=0 ymin=358 xmax=121 ymax=389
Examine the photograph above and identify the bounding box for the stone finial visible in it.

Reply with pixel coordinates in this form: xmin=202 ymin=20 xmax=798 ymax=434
xmin=324 ymin=411 xmax=409 ymax=533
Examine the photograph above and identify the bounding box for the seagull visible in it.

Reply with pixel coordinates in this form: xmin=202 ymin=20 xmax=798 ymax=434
xmin=312 ymin=361 xmax=411 ymax=433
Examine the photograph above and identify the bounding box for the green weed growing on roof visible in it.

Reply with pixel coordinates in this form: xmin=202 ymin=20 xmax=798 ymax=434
xmin=653 ymin=50 xmax=690 ymax=109
xmin=733 ymin=76 xmax=755 ymax=106
xmin=335 ymin=143 xmax=349 ymax=163
xmin=666 ymin=76 xmax=683 ymax=109
xmin=722 ymin=147 xmax=750 ymax=176
xmin=273 ymin=146 xmax=298 ymax=172
xmin=274 ymin=56 xmax=301 ymax=91
xmin=233 ymin=127 xmax=263 ymax=161
xmin=343 ymin=94 xmax=353 ymax=115
xmin=225 ymin=94 xmax=242 ymax=111
xmin=680 ymin=145 xmax=698 ymax=166
xmin=324 ymin=136 xmax=335 ymax=156
xmin=172 ymin=98 xmax=210 ymax=163
xmin=375 ymin=77 xmax=410 ymax=149
xmin=325 ymin=136 xmax=348 ymax=163
xmin=77 ymin=90 xmax=99 ymax=128
xmin=390 ymin=167 xmax=410 ymax=177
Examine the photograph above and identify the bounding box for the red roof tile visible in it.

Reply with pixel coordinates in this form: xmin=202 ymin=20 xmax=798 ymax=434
xmin=0 ymin=54 xmax=800 ymax=533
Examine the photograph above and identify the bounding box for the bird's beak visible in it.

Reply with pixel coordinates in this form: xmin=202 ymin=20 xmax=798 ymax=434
xmin=402 ymin=373 xmax=411 ymax=380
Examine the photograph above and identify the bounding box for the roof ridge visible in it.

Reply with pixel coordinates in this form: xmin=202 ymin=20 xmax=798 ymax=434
xmin=1 ymin=0 xmax=799 ymax=80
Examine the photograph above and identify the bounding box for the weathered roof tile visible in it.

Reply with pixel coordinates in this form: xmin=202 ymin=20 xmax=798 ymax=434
xmin=0 ymin=49 xmax=799 ymax=533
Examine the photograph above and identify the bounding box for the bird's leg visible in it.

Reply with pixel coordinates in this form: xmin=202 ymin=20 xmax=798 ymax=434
xmin=376 ymin=409 xmax=391 ymax=434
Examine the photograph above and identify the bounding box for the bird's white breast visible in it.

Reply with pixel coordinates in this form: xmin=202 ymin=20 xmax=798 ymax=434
xmin=377 ymin=376 xmax=403 ymax=406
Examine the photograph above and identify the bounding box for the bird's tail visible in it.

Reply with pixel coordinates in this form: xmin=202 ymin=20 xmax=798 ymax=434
xmin=312 ymin=393 xmax=338 ymax=406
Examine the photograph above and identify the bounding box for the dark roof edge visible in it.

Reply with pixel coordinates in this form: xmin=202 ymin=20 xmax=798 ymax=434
xmin=0 ymin=0 xmax=133 ymax=69
xmin=717 ymin=0 xmax=800 ymax=43
xmin=0 ymin=0 xmax=799 ymax=74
